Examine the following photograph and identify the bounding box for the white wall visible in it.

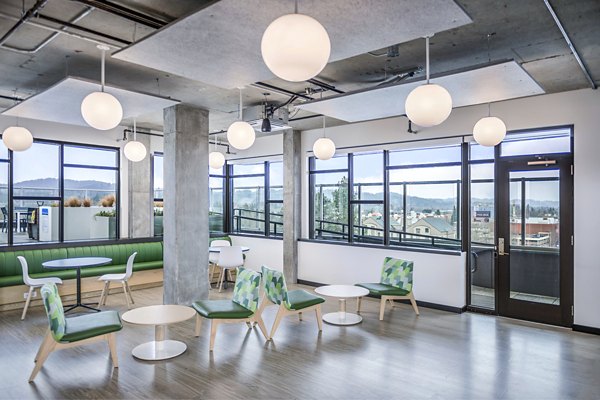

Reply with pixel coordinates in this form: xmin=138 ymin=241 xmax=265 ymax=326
xmin=0 ymin=115 xmax=132 ymax=237
xmin=299 ymin=241 xmax=466 ymax=308
xmin=300 ymin=88 xmax=600 ymax=328
xmin=230 ymin=234 xmax=284 ymax=272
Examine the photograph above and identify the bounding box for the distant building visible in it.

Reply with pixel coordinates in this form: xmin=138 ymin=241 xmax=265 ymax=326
xmin=407 ymin=217 xmax=456 ymax=238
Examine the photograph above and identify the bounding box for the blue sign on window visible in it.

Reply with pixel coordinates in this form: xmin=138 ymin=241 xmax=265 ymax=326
xmin=42 ymin=208 xmax=48 ymax=216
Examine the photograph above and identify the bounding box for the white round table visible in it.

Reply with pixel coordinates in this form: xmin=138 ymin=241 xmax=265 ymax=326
xmin=314 ymin=285 xmax=369 ymax=326
xmin=122 ymin=305 xmax=196 ymax=361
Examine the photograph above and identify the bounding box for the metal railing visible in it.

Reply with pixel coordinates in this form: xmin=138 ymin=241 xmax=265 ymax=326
xmin=232 ymin=208 xmax=283 ymax=236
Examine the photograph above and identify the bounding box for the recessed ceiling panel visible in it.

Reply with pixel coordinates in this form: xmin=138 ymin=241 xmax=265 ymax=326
xmin=1 ymin=77 xmax=179 ymax=127
xmin=296 ymin=61 xmax=545 ymax=122
xmin=113 ymin=0 xmax=472 ymax=89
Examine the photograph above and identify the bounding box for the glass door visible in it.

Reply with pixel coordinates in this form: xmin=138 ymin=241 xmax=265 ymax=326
xmin=497 ymin=157 xmax=573 ymax=326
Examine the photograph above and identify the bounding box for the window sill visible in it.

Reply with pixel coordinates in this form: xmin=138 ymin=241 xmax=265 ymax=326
xmin=298 ymin=238 xmax=462 ymax=256
xmin=229 ymin=233 xmax=283 ymax=241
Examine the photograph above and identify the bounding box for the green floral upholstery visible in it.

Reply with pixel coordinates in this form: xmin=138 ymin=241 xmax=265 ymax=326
xmin=231 ymin=268 xmax=261 ymax=312
xmin=41 ymin=283 xmax=122 ymax=343
xmin=41 ymin=283 xmax=66 ymax=341
xmin=261 ymin=266 xmax=324 ymax=310
xmin=380 ymin=257 xmax=413 ymax=292
xmin=261 ymin=266 xmax=292 ymax=309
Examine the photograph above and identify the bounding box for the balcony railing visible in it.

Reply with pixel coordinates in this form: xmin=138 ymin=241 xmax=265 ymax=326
xmin=232 ymin=208 xmax=283 ymax=236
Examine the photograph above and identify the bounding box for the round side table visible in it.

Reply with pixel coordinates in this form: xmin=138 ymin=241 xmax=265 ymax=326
xmin=314 ymin=285 xmax=369 ymax=326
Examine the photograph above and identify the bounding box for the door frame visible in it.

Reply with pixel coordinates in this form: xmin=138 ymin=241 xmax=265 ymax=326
xmin=495 ymin=153 xmax=574 ymax=326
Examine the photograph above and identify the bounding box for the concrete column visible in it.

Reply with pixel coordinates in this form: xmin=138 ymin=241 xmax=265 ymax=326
xmin=163 ymin=104 xmax=209 ymax=305
xmin=283 ymin=129 xmax=301 ymax=283
xmin=127 ymin=133 xmax=152 ymax=238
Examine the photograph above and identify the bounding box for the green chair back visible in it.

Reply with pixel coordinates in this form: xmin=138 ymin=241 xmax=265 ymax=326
xmin=261 ymin=266 xmax=292 ymax=309
xmin=41 ymin=283 xmax=66 ymax=341
xmin=380 ymin=257 xmax=413 ymax=292
xmin=232 ymin=268 xmax=261 ymax=312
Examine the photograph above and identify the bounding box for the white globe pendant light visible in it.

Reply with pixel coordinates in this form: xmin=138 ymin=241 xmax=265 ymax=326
xmin=81 ymin=45 xmax=123 ymax=130
xmin=209 ymin=150 xmax=225 ymax=169
xmin=472 ymin=35 xmax=507 ymax=147
xmin=313 ymin=116 xmax=336 ymax=160
xmin=405 ymin=36 xmax=452 ymax=127
xmin=227 ymin=88 xmax=255 ymax=150
xmin=2 ymin=125 xmax=33 ymax=152
xmin=261 ymin=1 xmax=330 ymax=82
xmin=473 ymin=104 xmax=506 ymax=147
xmin=124 ymin=120 xmax=147 ymax=162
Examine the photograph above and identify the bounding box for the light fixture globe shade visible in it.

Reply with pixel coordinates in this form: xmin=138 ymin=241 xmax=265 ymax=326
xmin=123 ymin=140 xmax=147 ymax=162
xmin=2 ymin=126 xmax=33 ymax=151
xmin=313 ymin=137 xmax=336 ymax=160
xmin=209 ymin=151 xmax=225 ymax=169
xmin=261 ymin=13 xmax=331 ymax=82
xmin=227 ymin=121 xmax=255 ymax=150
xmin=405 ymin=84 xmax=453 ymax=127
xmin=473 ymin=116 xmax=507 ymax=147
xmin=81 ymin=91 xmax=123 ymax=130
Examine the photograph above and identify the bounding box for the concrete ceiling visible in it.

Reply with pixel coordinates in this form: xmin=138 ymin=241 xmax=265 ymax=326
xmin=0 ymin=0 xmax=598 ymax=135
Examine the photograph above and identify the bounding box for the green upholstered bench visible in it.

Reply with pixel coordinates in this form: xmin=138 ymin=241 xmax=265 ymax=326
xmin=0 ymin=241 xmax=163 ymax=288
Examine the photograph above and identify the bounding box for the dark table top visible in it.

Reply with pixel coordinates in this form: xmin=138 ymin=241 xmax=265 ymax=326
xmin=42 ymin=257 xmax=112 ymax=269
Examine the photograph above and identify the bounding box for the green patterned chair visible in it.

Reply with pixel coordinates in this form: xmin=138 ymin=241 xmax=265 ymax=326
xmin=258 ymin=266 xmax=325 ymax=340
xmin=355 ymin=257 xmax=419 ymax=320
xmin=29 ymin=283 xmax=122 ymax=382
xmin=192 ymin=267 xmax=268 ymax=351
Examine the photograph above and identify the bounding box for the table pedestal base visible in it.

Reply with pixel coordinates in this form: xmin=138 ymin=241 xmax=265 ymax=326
xmin=131 ymin=340 xmax=187 ymax=360
xmin=322 ymin=311 xmax=363 ymax=326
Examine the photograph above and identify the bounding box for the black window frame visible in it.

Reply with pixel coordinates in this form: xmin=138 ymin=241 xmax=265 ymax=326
xmin=0 ymin=136 xmax=120 ymax=246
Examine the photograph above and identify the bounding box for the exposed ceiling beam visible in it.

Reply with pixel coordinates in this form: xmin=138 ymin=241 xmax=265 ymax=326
xmin=70 ymin=0 xmax=170 ymax=29
xmin=543 ymin=0 xmax=596 ymax=90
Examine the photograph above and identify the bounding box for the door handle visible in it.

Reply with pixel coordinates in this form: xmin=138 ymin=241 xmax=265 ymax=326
xmin=498 ymin=238 xmax=510 ymax=256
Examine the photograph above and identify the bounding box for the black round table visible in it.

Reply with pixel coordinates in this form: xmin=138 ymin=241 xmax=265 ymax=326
xmin=42 ymin=257 xmax=112 ymax=313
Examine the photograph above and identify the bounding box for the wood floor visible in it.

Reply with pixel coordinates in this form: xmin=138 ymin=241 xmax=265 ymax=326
xmin=1 ymin=284 xmax=599 ymax=399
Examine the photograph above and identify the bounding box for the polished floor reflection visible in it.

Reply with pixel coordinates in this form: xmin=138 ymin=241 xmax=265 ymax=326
xmin=1 ymin=284 xmax=598 ymax=399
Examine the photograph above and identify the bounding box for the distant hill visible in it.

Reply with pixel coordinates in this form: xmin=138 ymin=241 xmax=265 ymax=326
xmin=14 ymin=178 xmax=115 ymax=190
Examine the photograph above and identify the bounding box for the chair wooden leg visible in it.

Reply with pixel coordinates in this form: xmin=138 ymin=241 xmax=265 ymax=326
xmin=253 ymin=314 xmax=269 ymax=340
xmin=388 ymin=299 xmax=395 ymax=308
xmin=218 ymin=268 xmax=225 ymax=293
xmin=103 ymin=282 xmax=111 ymax=305
xmin=98 ymin=281 xmax=107 ymax=306
xmin=269 ymin=305 xmax=286 ymax=340
xmin=34 ymin=329 xmax=53 ymax=362
xmin=107 ymin=333 xmax=119 ymax=368
xmin=125 ymin=281 xmax=134 ymax=304
xmin=315 ymin=305 xmax=323 ymax=331
xmin=298 ymin=312 xmax=303 ymax=321
xmin=379 ymin=297 xmax=387 ymax=321
xmin=29 ymin=338 xmax=55 ymax=382
xmin=208 ymin=263 xmax=214 ymax=290
xmin=357 ymin=296 xmax=362 ymax=314
xmin=121 ymin=281 xmax=131 ymax=309
xmin=409 ymin=292 xmax=420 ymax=315
xmin=194 ymin=315 xmax=202 ymax=337
xmin=21 ymin=286 xmax=34 ymax=320
xmin=209 ymin=320 xmax=219 ymax=351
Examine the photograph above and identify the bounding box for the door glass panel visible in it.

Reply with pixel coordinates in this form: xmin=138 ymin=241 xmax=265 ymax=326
xmin=470 ymin=161 xmax=495 ymax=309
xmin=508 ymin=170 xmax=560 ymax=305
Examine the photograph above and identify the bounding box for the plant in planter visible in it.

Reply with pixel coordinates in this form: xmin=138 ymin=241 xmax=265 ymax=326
xmin=82 ymin=198 xmax=92 ymax=207
xmin=66 ymin=197 xmax=82 ymax=207
xmin=94 ymin=209 xmax=117 ymax=239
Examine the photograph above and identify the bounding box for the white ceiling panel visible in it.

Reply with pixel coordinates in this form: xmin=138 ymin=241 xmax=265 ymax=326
xmin=296 ymin=61 xmax=545 ymax=122
xmin=1 ymin=77 xmax=179 ymax=127
xmin=113 ymin=0 xmax=472 ymax=89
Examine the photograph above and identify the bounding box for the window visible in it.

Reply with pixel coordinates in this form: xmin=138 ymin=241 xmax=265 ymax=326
xmin=229 ymin=161 xmax=282 ymax=236
xmin=309 ymin=144 xmax=462 ymax=250
xmin=63 ymin=145 xmax=118 ymax=241
xmin=2 ymin=139 xmax=120 ymax=245
xmin=209 ymin=165 xmax=225 ymax=233
xmin=153 ymin=153 xmax=164 ymax=236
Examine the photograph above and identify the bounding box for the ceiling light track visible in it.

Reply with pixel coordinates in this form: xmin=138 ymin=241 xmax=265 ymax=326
xmin=543 ymin=0 xmax=596 ymax=90
xmin=307 ymin=79 xmax=345 ymax=94
xmin=37 ymin=14 xmax=131 ymax=45
xmin=0 ymin=0 xmax=48 ymax=47
xmin=70 ymin=0 xmax=170 ymax=29
xmin=252 ymin=82 xmax=313 ymax=100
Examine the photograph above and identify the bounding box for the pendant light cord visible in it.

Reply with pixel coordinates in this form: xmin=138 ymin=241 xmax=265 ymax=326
xmin=294 ymin=0 xmax=298 ymax=13
xmin=133 ymin=118 xmax=137 ymax=141
xmin=425 ymin=36 xmax=430 ymax=84
xmin=239 ymin=88 xmax=243 ymax=120
xmin=486 ymin=33 xmax=494 ymax=117
xmin=101 ymin=48 xmax=106 ymax=92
